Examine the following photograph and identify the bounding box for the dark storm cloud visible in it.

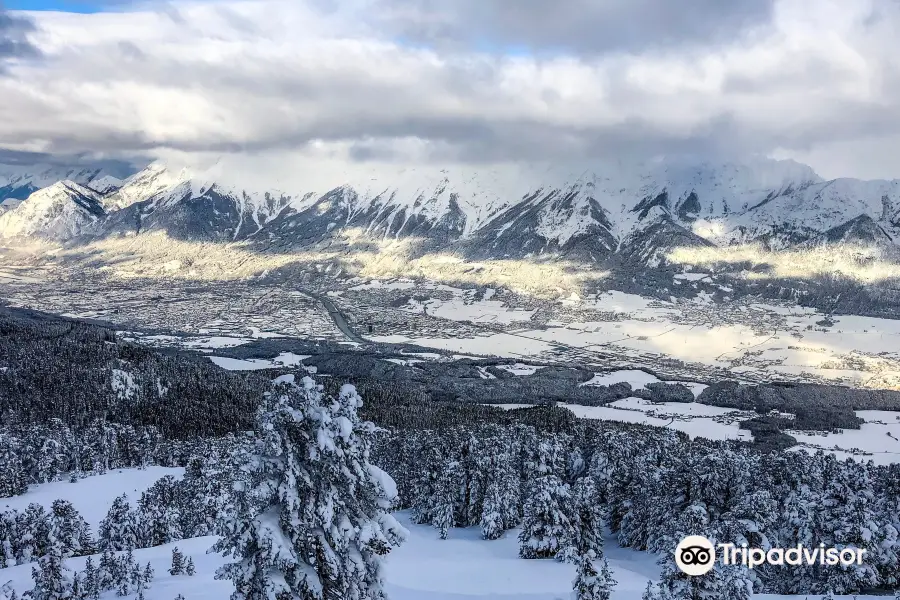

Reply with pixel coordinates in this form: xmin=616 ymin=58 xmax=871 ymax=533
xmin=0 ymin=2 xmax=41 ymax=67
xmin=0 ymin=148 xmax=142 ymax=177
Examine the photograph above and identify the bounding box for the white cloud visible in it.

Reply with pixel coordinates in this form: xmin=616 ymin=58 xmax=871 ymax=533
xmin=1 ymin=0 xmax=899 ymax=179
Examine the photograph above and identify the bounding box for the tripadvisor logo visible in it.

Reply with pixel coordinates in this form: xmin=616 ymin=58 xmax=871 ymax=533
xmin=675 ymin=535 xmax=716 ymax=576
xmin=674 ymin=535 xmax=868 ymax=576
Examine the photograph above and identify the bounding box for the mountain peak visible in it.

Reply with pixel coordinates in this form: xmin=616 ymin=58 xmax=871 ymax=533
xmin=0 ymin=179 xmax=105 ymax=241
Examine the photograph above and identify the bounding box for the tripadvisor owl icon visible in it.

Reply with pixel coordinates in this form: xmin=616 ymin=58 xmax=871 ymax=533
xmin=675 ymin=535 xmax=716 ymax=576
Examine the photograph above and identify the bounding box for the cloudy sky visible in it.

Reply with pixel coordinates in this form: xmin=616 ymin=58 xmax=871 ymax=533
xmin=1 ymin=0 xmax=899 ymax=179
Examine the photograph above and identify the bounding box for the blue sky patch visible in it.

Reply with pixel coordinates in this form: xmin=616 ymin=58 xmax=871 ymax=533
xmin=5 ymin=0 xmax=108 ymax=12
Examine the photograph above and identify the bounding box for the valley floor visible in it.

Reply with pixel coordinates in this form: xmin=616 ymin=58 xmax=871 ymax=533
xmin=0 ymin=469 xmax=885 ymax=600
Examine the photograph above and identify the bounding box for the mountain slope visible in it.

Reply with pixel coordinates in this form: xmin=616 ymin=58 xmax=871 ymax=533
xmin=0 ymin=181 xmax=106 ymax=241
xmin=101 ymin=179 xmax=292 ymax=243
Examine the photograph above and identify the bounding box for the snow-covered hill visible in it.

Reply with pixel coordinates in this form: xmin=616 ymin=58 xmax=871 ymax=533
xmin=5 ymin=156 xmax=900 ymax=268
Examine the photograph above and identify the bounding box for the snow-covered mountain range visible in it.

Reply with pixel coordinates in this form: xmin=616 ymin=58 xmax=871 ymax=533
xmin=0 ymin=163 xmax=120 ymax=213
xmin=1 ymin=157 xmax=899 ymax=268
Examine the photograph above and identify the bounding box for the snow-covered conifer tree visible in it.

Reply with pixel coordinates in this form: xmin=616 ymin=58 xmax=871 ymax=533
xmin=409 ymin=437 xmax=444 ymax=525
xmin=572 ymin=550 xmax=616 ymax=600
xmin=433 ymin=460 xmax=462 ymax=539
xmin=212 ymin=375 xmax=407 ymax=600
xmin=49 ymin=500 xmax=91 ymax=558
xmin=480 ymin=480 xmax=506 ymax=540
xmin=27 ymin=547 xmax=73 ymax=600
xmin=137 ymin=476 xmax=183 ymax=548
xmin=518 ymin=440 xmax=574 ymax=559
xmin=80 ymin=557 xmax=98 ymax=600
xmin=0 ymin=512 xmax=16 ymax=568
xmin=560 ymin=477 xmax=605 ymax=563
xmin=98 ymin=496 xmax=138 ymax=551
xmin=0 ymin=438 xmax=28 ymax=497
xmin=97 ymin=550 xmax=115 ymax=592
xmin=169 ymin=548 xmax=185 ymax=576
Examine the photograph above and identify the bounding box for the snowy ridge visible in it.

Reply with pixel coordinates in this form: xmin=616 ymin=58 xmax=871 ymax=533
xmin=0 ymin=180 xmax=106 ymax=241
xmin=0 ymin=163 xmax=107 ymax=205
xmin=5 ymin=156 xmax=900 ymax=265
xmin=102 ymin=163 xmax=193 ymax=211
xmin=86 ymin=175 xmax=124 ymax=195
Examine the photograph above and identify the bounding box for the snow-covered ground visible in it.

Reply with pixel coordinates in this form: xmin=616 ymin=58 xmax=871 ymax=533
xmin=119 ymin=333 xmax=253 ymax=350
xmin=372 ymin=290 xmax=900 ymax=390
xmin=493 ymin=398 xmax=900 ymax=464
xmin=0 ymin=467 xmax=184 ymax=528
xmin=0 ymin=469 xmax=881 ymax=599
xmin=398 ymin=287 xmax=536 ymax=325
xmin=492 ymin=398 xmax=754 ymax=443
xmin=787 ymin=410 xmax=900 ymax=466
xmin=578 ymin=369 xmax=708 ymax=397
xmin=495 ymin=363 xmax=541 ymax=376
xmin=349 ymin=279 xmax=417 ymax=291
xmin=207 ymin=352 xmax=310 ymax=371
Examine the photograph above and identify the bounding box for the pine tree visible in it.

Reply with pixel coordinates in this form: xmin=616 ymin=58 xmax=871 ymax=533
xmin=653 ymin=504 xmax=733 ymax=600
xmin=97 ymin=550 xmax=116 ymax=592
xmin=572 ymin=550 xmax=616 ymax=600
xmin=49 ymin=500 xmax=91 ymax=558
xmin=98 ymin=495 xmax=138 ymax=551
xmin=518 ymin=440 xmax=574 ymax=559
xmin=142 ymin=562 xmax=154 ymax=586
xmin=480 ymin=479 xmax=506 ymax=540
xmin=433 ymin=460 xmax=461 ymax=539
xmin=0 ymin=438 xmax=28 ymax=497
xmin=137 ymin=476 xmax=183 ymax=547
xmin=185 ymin=557 xmax=195 ymax=577
xmin=409 ymin=437 xmax=443 ymax=525
xmin=169 ymin=547 xmax=185 ymax=576
xmin=640 ymin=581 xmax=660 ymax=600
xmin=174 ymin=595 xmax=186 ymax=600
xmin=816 ymin=459 xmax=881 ymax=594
xmin=20 ymin=504 xmax=52 ymax=563
xmin=0 ymin=511 xmax=16 ymax=568
xmin=28 ymin=547 xmax=74 ymax=600
xmin=80 ymin=556 xmax=98 ymax=600
xmin=561 ymin=477 xmax=605 ymax=563
xmin=128 ymin=559 xmax=142 ymax=588
xmin=478 ymin=435 xmax=520 ymax=540
xmin=69 ymin=572 xmax=83 ymax=600
xmin=212 ymin=376 xmax=408 ymax=600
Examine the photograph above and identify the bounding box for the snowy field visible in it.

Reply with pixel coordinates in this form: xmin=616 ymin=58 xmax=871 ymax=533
xmin=492 ymin=398 xmax=755 ymax=443
xmin=0 ymin=469 xmax=882 ymax=600
xmin=396 ymin=287 xmax=536 ymax=325
xmin=119 ymin=333 xmax=253 ymax=350
xmin=498 ymin=398 xmax=900 ymax=464
xmin=0 ymin=467 xmax=184 ymax=528
xmin=207 ymin=352 xmax=311 ymax=371
xmin=371 ymin=289 xmax=900 ymax=390
xmin=786 ymin=410 xmax=900 ymax=465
